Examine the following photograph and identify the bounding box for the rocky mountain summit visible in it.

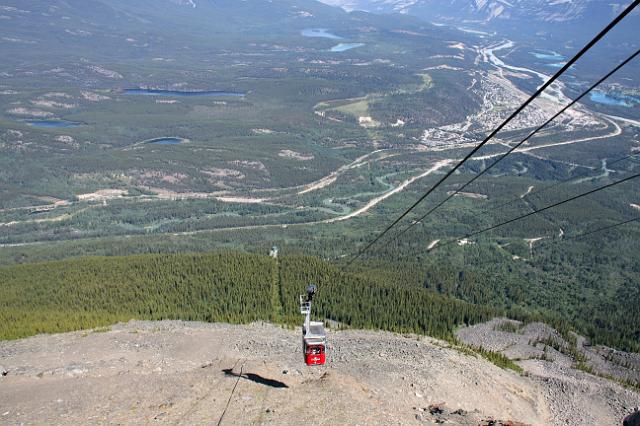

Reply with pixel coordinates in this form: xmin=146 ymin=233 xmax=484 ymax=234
xmin=1 ymin=320 xmax=638 ymax=425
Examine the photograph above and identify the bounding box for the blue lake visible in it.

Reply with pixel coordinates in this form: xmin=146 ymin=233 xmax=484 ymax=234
xmin=330 ymin=43 xmax=365 ymax=52
xmin=531 ymin=51 xmax=566 ymax=61
xmin=546 ymin=62 xmax=575 ymax=69
xmin=24 ymin=120 xmax=82 ymax=128
xmin=301 ymin=28 xmax=342 ymax=39
xmin=146 ymin=137 xmax=184 ymax=145
xmin=124 ymin=88 xmax=245 ymax=97
xmin=589 ymin=91 xmax=638 ymax=108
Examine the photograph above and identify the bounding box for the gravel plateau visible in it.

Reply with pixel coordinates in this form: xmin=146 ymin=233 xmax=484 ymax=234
xmin=1 ymin=320 xmax=638 ymax=425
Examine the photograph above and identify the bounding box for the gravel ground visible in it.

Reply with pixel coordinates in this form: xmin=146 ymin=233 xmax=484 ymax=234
xmin=0 ymin=320 xmax=637 ymax=425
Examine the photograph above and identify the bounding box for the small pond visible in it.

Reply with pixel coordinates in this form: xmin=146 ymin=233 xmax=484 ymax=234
xmin=301 ymin=28 xmax=342 ymax=39
xmin=24 ymin=120 xmax=82 ymax=128
xmin=589 ymin=91 xmax=638 ymax=108
xmin=530 ymin=51 xmax=566 ymax=61
xmin=330 ymin=43 xmax=365 ymax=52
xmin=124 ymin=88 xmax=245 ymax=97
xmin=145 ymin=137 xmax=185 ymax=145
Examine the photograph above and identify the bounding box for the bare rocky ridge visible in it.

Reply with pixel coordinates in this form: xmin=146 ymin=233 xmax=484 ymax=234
xmin=0 ymin=321 xmax=638 ymax=425
xmin=457 ymin=318 xmax=640 ymax=385
xmin=457 ymin=318 xmax=640 ymax=425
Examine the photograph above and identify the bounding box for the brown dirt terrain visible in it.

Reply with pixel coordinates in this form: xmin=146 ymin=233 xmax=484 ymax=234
xmin=0 ymin=321 xmax=638 ymax=425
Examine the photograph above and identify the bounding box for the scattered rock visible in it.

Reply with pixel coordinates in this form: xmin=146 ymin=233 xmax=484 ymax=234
xmin=428 ymin=403 xmax=445 ymax=415
xmin=1 ymin=367 xmax=8 ymax=377
xmin=158 ymin=401 xmax=173 ymax=409
xmin=282 ymin=370 xmax=288 ymax=375
xmin=69 ymin=368 xmax=84 ymax=377
xmin=480 ymin=420 xmax=529 ymax=426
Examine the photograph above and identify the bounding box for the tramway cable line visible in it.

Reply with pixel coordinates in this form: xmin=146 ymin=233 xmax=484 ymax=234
xmin=387 ymin=48 xmax=640 ymax=244
xmin=424 ymin=172 xmax=640 ymax=253
xmin=343 ymin=0 xmax=639 ymax=268
xmin=563 ymin=217 xmax=640 ymax=241
xmin=478 ymin=152 xmax=639 ymax=217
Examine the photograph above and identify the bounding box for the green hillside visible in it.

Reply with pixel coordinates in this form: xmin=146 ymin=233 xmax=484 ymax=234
xmin=1 ymin=250 xmax=637 ymax=354
xmin=0 ymin=251 xmax=497 ymax=341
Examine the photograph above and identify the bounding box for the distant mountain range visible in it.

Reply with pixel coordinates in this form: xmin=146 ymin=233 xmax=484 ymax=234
xmin=319 ymin=0 xmax=639 ymax=43
xmin=321 ymin=0 xmax=631 ymax=22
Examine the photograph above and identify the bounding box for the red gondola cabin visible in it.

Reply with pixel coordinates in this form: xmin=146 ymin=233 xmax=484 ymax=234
xmin=300 ymin=284 xmax=326 ymax=366
xmin=303 ymin=322 xmax=326 ymax=366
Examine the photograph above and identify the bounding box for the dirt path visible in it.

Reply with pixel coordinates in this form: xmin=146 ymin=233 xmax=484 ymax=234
xmin=521 ymin=186 xmax=534 ymax=198
xmin=297 ymin=150 xmax=390 ymax=195
xmin=324 ymin=160 xmax=453 ymax=223
xmin=471 ymin=117 xmax=622 ymax=161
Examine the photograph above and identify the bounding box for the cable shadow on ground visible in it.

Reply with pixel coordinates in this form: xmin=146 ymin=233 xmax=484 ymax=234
xmin=222 ymin=369 xmax=289 ymax=388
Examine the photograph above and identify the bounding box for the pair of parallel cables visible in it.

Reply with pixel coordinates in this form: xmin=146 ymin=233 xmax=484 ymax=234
xmin=344 ymin=0 xmax=640 ymax=267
